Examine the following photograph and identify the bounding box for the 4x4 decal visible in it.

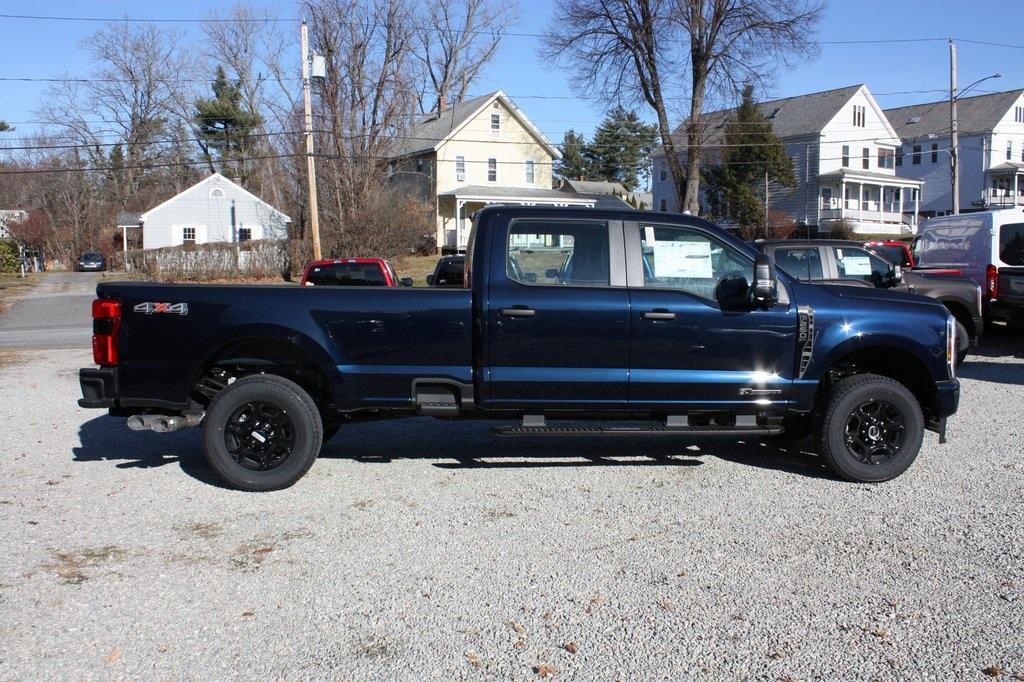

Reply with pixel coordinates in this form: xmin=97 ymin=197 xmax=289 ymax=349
xmin=134 ymin=302 xmax=189 ymax=315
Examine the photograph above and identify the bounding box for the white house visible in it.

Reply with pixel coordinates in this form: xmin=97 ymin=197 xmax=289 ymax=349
xmin=653 ymin=84 xmax=925 ymax=236
xmin=0 ymin=209 xmax=28 ymax=239
xmin=885 ymin=89 xmax=1024 ymax=216
xmin=387 ymin=90 xmax=598 ymax=252
xmin=134 ymin=173 xmax=290 ymax=250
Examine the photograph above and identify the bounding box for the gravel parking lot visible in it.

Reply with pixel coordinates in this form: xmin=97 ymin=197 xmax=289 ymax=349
xmin=1 ymin=333 xmax=1023 ymax=680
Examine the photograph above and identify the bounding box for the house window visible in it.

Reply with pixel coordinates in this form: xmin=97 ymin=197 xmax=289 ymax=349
xmin=455 ymin=156 xmax=465 ymax=182
xmin=238 ymin=227 xmax=252 ymax=242
xmin=659 ymin=199 xmax=667 ymax=212
xmin=386 ymin=162 xmax=395 ymax=178
xmin=895 ymin=145 xmax=903 ymax=166
xmin=1016 ymin=106 xmax=1024 ymax=123
xmin=659 ymin=167 xmax=667 ymax=182
xmin=210 ymin=188 xmax=225 ymax=199
xmin=862 ymin=147 xmax=870 ymax=170
xmin=487 ymin=158 xmax=497 ymax=182
xmin=525 ymin=160 xmax=535 ymax=184
xmin=853 ymin=104 xmax=866 ymax=127
xmin=931 ymin=143 xmax=938 ymax=163
xmin=416 ymin=158 xmax=425 ymax=173
xmin=842 ymin=145 xmax=850 ymax=168
xmin=912 ymin=144 xmax=922 ymax=165
xmin=490 ymin=113 xmax=500 ymax=133
xmin=182 ymin=226 xmax=196 ymax=248
xmin=1008 ymin=141 xmax=1014 ymax=161
xmin=878 ymin=148 xmax=895 ymax=169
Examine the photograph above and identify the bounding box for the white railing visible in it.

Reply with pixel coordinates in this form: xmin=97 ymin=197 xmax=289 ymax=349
xmin=983 ymin=189 xmax=1024 ymax=207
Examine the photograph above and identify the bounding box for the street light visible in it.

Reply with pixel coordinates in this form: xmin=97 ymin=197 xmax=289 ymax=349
xmin=950 ymin=39 xmax=1001 ymax=214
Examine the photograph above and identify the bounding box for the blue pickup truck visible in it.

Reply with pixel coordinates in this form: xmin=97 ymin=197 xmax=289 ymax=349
xmin=79 ymin=206 xmax=959 ymax=490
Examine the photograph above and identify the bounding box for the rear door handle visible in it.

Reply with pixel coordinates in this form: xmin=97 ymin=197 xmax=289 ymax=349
xmin=642 ymin=310 xmax=677 ymax=320
xmin=500 ymin=307 xmax=536 ymax=317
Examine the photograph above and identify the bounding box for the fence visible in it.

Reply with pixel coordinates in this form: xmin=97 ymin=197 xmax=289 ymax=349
xmin=115 ymin=240 xmax=290 ymax=282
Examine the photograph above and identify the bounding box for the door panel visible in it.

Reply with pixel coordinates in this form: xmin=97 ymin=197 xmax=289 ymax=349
xmin=627 ymin=223 xmax=797 ymax=409
xmin=484 ymin=217 xmax=629 ymax=409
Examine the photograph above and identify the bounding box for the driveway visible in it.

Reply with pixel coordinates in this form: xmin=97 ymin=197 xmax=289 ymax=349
xmin=0 ymin=271 xmax=99 ymax=349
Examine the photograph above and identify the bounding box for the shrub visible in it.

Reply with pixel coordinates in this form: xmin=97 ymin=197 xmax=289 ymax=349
xmin=828 ymin=218 xmax=856 ymax=240
xmin=0 ymin=239 xmax=19 ymax=273
xmin=128 ymin=240 xmax=288 ymax=282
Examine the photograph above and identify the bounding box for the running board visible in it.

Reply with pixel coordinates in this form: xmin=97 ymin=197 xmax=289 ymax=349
xmin=492 ymin=424 xmax=782 ymax=437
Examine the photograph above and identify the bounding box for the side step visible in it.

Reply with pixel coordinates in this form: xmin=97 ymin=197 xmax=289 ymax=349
xmin=493 ymin=424 xmax=782 ymax=437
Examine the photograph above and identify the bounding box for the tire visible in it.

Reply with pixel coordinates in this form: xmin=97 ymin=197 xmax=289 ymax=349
xmin=955 ymin=320 xmax=969 ymax=366
xmin=202 ymin=374 xmax=323 ymax=491
xmin=812 ymin=373 xmax=924 ymax=483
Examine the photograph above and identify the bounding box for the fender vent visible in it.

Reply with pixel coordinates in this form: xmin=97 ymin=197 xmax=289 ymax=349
xmin=797 ymin=305 xmax=815 ymax=379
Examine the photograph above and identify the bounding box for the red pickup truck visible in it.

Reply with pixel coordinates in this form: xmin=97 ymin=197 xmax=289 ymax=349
xmin=300 ymin=258 xmax=412 ymax=287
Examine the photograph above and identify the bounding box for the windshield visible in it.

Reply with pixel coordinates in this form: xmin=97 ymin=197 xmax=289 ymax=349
xmin=305 ymin=262 xmax=387 ymax=286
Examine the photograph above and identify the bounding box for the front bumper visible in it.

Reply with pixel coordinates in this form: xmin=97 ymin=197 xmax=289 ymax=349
xmin=79 ymin=367 xmax=117 ymax=408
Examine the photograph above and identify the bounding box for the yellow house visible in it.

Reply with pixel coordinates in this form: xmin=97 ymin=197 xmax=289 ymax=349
xmin=387 ymin=90 xmax=597 ymax=252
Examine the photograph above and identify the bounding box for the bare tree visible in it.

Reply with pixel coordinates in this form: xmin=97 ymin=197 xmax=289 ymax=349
xmin=303 ymin=0 xmax=422 ymax=253
xmin=541 ymin=0 xmax=689 ymax=213
xmin=675 ymin=0 xmax=823 ymax=213
xmin=542 ymin=0 xmax=822 ymax=215
xmin=413 ymin=0 xmax=519 ymax=113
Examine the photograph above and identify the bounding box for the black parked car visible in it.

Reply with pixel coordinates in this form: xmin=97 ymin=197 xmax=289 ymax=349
xmin=425 ymin=255 xmax=465 ymax=287
xmin=76 ymin=252 xmax=106 ymax=272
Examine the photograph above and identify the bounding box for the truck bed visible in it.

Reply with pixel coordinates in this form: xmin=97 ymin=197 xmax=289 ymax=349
xmin=97 ymin=281 xmax=473 ymax=411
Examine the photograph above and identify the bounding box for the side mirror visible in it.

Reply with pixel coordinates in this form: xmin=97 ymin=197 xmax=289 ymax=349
xmin=752 ymin=254 xmax=778 ymax=307
xmin=400 ymin=277 xmax=414 ymax=287
xmin=425 ymin=274 xmax=434 ymax=285
xmin=715 ymin=274 xmax=749 ymax=309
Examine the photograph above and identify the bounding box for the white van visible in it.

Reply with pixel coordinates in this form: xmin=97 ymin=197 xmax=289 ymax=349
xmin=913 ymin=209 xmax=1024 ymax=323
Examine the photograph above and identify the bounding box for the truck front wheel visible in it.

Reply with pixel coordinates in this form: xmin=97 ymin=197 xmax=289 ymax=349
xmin=813 ymin=374 xmax=924 ymax=483
xmin=202 ymin=374 xmax=323 ymax=491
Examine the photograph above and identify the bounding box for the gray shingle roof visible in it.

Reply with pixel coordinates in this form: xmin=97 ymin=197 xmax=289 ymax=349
xmin=884 ymin=89 xmax=1024 ymax=139
xmin=388 ymin=92 xmax=496 ymax=159
xmin=562 ymin=179 xmax=628 ymax=195
xmin=654 ymin=84 xmax=865 ymax=156
xmin=116 ymin=211 xmax=142 ymax=225
xmin=438 ymin=185 xmax=594 ymax=201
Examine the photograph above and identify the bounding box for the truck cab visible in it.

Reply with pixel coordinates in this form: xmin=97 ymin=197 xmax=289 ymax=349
xmin=80 ymin=206 xmax=960 ymax=491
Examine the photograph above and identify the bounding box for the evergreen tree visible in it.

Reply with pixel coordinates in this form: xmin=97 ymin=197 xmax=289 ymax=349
xmin=194 ymin=66 xmax=262 ymax=181
xmin=584 ymin=106 xmax=657 ymax=191
xmin=556 ymin=129 xmax=590 ymax=180
xmin=703 ymin=85 xmax=796 ymax=235
xmin=0 ymin=121 xmax=12 ymax=132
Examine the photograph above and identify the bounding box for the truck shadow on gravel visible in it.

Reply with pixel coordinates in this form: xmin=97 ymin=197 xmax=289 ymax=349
xmin=320 ymin=418 xmax=832 ymax=480
xmin=72 ymin=415 xmax=224 ymax=487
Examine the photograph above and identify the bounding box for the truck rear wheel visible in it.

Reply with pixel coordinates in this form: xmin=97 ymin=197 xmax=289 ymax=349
xmin=202 ymin=374 xmax=323 ymax=491
xmin=813 ymin=374 xmax=924 ymax=483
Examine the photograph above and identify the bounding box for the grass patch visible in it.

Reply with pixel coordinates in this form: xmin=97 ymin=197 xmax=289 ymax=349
xmin=395 ymin=254 xmax=444 ymax=287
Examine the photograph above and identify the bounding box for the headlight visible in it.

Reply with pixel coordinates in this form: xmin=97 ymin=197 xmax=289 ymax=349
xmin=946 ymin=314 xmax=956 ymax=379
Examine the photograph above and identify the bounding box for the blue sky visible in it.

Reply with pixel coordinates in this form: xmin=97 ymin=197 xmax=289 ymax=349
xmin=0 ymin=0 xmax=1022 ymax=143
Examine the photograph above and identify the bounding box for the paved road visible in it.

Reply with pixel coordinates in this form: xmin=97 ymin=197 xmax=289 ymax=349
xmin=0 ymin=271 xmax=99 ymax=349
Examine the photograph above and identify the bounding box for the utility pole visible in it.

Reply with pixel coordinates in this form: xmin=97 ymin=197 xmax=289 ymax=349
xmin=301 ymin=20 xmax=322 ymax=260
xmin=949 ymin=39 xmax=960 ymax=215
xmin=764 ymin=167 xmax=769 ymax=233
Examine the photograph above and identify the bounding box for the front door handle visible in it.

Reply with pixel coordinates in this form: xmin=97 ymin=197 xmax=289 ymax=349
xmin=642 ymin=310 xmax=677 ymax=320
xmin=500 ymin=307 xmax=536 ymax=317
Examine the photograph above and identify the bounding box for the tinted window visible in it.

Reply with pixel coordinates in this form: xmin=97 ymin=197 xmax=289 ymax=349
xmin=306 ymin=262 xmax=387 ymax=286
xmin=433 ymin=258 xmax=465 ymax=287
xmin=773 ymin=247 xmax=823 ymax=279
xmin=831 ymin=247 xmax=892 ymax=286
xmin=868 ymin=245 xmax=909 ymax=267
xmin=1000 ymin=222 xmax=1024 ymax=266
xmin=640 ymin=224 xmax=750 ymax=300
xmin=507 ymin=220 xmax=609 ymax=286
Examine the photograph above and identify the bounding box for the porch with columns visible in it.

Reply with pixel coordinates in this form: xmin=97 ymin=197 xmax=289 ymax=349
xmin=817 ymin=169 xmax=923 ymax=236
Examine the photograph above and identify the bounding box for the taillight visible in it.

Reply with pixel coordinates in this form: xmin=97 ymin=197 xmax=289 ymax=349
xmin=92 ymin=299 xmax=122 ymax=366
xmin=986 ymin=264 xmax=999 ymax=300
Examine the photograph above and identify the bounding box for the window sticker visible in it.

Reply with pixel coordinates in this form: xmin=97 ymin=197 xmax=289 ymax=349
xmin=653 ymin=239 xmax=713 ymax=278
xmin=843 ymin=255 xmax=872 ymax=276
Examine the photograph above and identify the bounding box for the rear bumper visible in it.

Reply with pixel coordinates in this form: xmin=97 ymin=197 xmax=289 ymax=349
xmin=933 ymin=379 xmax=960 ymax=419
xmin=79 ymin=367 xmax=118 ymax=408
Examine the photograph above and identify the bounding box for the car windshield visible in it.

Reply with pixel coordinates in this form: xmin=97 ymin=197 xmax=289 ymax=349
xmin=306 ymin=262 xmax=386 ymax=286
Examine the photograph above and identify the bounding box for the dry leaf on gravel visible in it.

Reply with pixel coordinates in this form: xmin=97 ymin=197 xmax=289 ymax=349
xmin=103 ymin=646 xmax=123 ymax=664
xmin=464 ymin=651 xmax=481 ymax=668
xmin=562 ymin=641 xmax=578 ymax=654
xmin=534 ymin=663 xmax=557 ymax=678
xmin=511 ymin=621 xmax=526 ymax=634
xmin=981 ymin=665 xmax=1003 ymax=677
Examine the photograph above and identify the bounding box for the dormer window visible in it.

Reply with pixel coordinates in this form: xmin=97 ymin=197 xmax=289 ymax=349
xmin=906 ymin=115 xmax=921 ymax=125
xmin=767 ymin=107 xmax=782 ymax=119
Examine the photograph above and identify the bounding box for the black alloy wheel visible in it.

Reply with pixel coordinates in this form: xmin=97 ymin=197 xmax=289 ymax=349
xmin=224 ymin=400 xmax=297 ymax=471
xmin=843 ymin=399 xmax=906 ymax=464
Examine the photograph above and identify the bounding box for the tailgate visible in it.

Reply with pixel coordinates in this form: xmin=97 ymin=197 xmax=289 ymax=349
xmin=998 ymin=267 xmax=1024 ymax=306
